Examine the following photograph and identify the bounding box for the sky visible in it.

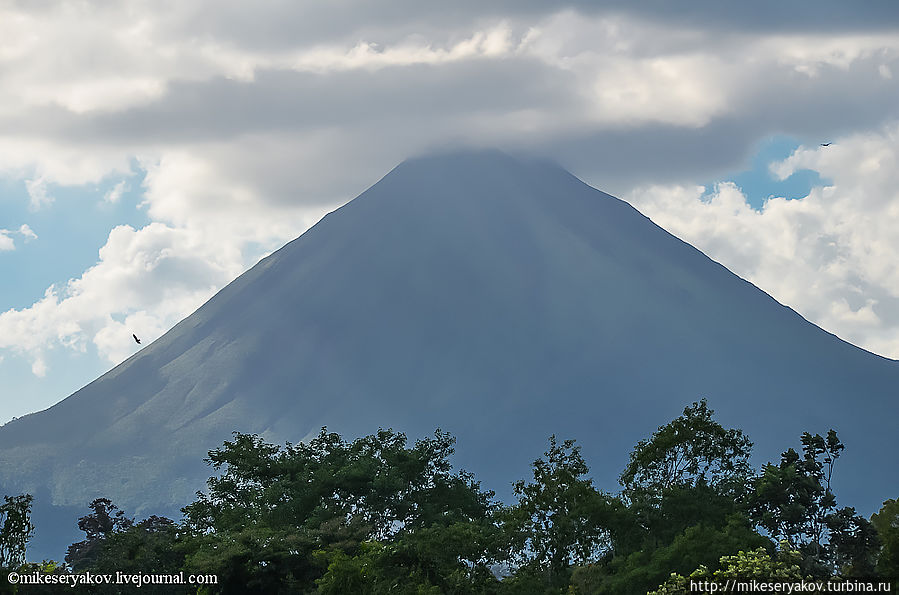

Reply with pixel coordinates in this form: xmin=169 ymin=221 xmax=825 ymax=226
xmin=1 ymin=1 xmax=898 ymax=424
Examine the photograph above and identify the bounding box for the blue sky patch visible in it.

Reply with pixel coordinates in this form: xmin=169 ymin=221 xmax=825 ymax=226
xmin=702 ymin=135 xmax=829 ymax=210
xmin=0 ymin=170 xmax=150 ymax=310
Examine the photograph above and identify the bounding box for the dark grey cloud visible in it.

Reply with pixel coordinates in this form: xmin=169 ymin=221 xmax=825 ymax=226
xmin=557 ymin=66 xmax=899 ymax=194
xmin=163 ymin=0 xmax=899 ymax=52
xmin=602 ymin=0 xmax=899 ymax=33
xmin=52 ymin=58 xmax=578 ymax=144
xmin=2 ymin=0 xmax=897 ymax=208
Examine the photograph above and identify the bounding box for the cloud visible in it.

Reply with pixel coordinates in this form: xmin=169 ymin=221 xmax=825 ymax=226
xmin=25 ymin=177 xmax=52 ymax=210
xmin=0 ymin=136 xmax=133 ymax=194
xmin=1 ymin=6 xmax=893 ymax=197
xmin=624 ymin=121 xmax=899 ymax=358
xmin=0 ymin=223 xmax=239 ymax=367
xmin=0 ymin=168 xmax=330 ymax=374
xmin=103 ymin=180 xmax=127 ymax=203
xmin=0 ymin=2 xmax=234 ymax=115
xmin=1 ymin=2 xmax=898 ymax=375
xmin=30 ymin=356 xmax=47 ymax=378
xmin=18 ymin=224 xmax=37 ymax=241
xmin=762 ymin=32 xmax=899 ymax=78
xmin=0 ymin=224 xmax=38 ymax=251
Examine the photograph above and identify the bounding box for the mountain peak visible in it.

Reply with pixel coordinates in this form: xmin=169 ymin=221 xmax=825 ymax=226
xmin=2 ymin=151 xmax=896 ymax=559
xmin=343 ymin=148 xmax=579 ymax=215
xmin=396 ymin=148 xmax=561 ymax=175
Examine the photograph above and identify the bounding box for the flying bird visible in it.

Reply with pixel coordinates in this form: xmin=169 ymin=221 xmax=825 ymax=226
xmin=820 ymin=143 xmax=832 ymax=146
xmin=133 ymin=334 xmax=141 ymax=345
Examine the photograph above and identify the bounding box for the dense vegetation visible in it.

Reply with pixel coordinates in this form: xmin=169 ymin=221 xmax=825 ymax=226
xmin=2 ymin=400 xmax=896 ymax=593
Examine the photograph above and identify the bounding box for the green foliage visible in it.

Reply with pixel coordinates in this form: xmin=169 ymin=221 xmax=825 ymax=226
xmin=621 ymin=482 xmax=753 ymax=556
xmin=58 ymin=500 xmax=185 ymax=594
xmin=572 ymin=515 xmax=770 ymax=595
xmin=565 ymin=401 xmax=776 ymax=594
xmin=91 ymin=515 xmax=184 ymax=573
xmin=746 ymin=430 xmax=878 ymax=577
xmin=649 ymin=541 xmax=807 ymax=594
xmin=315 ymin=536 xmax=501 ymax=595
xmin=566 ymin=400 xmax=764 ymax=594
xmin=0 ymin=494 xmax=33 ymax=570
xmin=620 ymin=399 xmax=753 ymax=502
xmin=180 ymin=427 xmax=503 ymax=593
xmin=65 ymin=498 xmax=134 ymax=571
xmin=503 ymin=436 xmax=612 ymax=591
xmin=871 ymin=499 xmax=899 ymax=587
xmin=749 ymin=431 xmax=842 ymax=550
xmin=825 ymin=506 xmax=880 ymax=576
xmin=12 ymin=559 xmax=70 ymax=595
xmin=41 ymin=400 xmax=890 ymax=592
xmin=314 ymin=543 xmax=380 ymax=594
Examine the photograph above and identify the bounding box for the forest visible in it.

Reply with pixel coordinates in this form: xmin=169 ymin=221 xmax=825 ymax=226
xmin=1 ymin=400 xmax=896 ymax=594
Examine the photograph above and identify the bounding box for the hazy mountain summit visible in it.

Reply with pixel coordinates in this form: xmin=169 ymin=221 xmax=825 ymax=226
xmin=1 ymin=150 xmax=896 ymax=557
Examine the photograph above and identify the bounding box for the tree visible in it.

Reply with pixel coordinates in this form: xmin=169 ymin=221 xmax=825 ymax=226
xmin=871 ymin=499 xmax=899 ymax=586
xmin=615 ymin=400 xmax=755 ymax=556
xmin=570 ymin=513 xmax=771 ymax=595
xmin=92 ymin=515 xmax=184 ymax=575
xmin=503 ymin=436 xmax=611 ymax=591
xmin=620 ymin=399 xmax=753 ymax=502
xmin=316 ymin=528 xmax=504 ymax=595
xmin=826 ymin=507 xmax=880 ymax=577
xmin=563 ymin=401 xmax=767 ymax=594
xmin=65 ymin=498 xmax=133 ymax=571
xmin=181 ymin=428 xmax=503 ymax=593
xmin=0 ymin=494 xmax=34 ymax=570
xmin=748 ymin=431 xmax=841 ymax=576
xmin=748 ymin=430 xmax=877 ymax=578
xmin=649 ymin=541 xmax=807 ymax=594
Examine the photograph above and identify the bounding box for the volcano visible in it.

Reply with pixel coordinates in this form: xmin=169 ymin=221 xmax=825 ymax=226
xmin=1 ymin=150 xmax=896 ymax=558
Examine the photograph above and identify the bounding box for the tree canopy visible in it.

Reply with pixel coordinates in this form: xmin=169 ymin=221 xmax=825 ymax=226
xmin=620 ymin=399 xmax=753 ymax=501
xmin=0 ymin=494 xmax=33 ymax=570
xmin=4 ymin=398 xmax=894 ymax=594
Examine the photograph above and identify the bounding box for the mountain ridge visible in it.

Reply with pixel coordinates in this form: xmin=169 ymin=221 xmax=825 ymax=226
xmin=1 ymin=150 xmax=895 ymax=558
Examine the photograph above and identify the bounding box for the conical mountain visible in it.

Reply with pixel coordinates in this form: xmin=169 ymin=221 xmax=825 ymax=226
xmin=1 ymin=150 xmax=896 ymax=556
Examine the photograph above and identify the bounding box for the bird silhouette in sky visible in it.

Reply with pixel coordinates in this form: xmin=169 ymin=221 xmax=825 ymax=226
xmin=133 ymin=334 xmax=141 ymax=345
xmin=820 ymin=143 xmax=832 ymax=146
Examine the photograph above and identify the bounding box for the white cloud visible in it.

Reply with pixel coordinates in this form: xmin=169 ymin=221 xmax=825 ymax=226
xmin=283 ymin=22 xmax=522 ymax=74
xmin=0 ymin=223 xmax=235 ymax=367
xmin=516 ymin=12 xmax=735 ymax=127
xmin=0 ymin=150 xmax=331 ymax=374
xmin=0 ymin=5 xmax=521 ymax=114
xmin=0 ymin=137 xmax=134 ymax=191
xmin=30 ymin=355 xmax=47 ymax=378
xmin=762 ymin=33 xmax=899 ymax=77
xmin=18 ymin=224 xmax=37 ymax=241
xmin=625 ymin=121 xmax=899 ymax=359
xmin=103 ymin=181 xmax=127 ymax=203
xmin=138 ymin=143 xmax=339 ymax=244
xmin=25 ymin=177 xmax=52 ymax=210
xmin=0 ymin=3 xmax=229 ymax=114
xmin=0 ymin=224 xmax=38 ymax=251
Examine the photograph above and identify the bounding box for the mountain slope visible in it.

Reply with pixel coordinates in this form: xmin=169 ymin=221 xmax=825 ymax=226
xmin=1 ymin=151 xmax=896 ymax=556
